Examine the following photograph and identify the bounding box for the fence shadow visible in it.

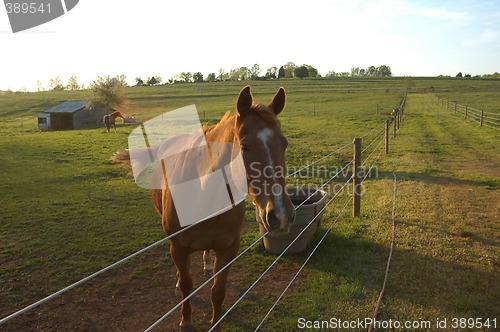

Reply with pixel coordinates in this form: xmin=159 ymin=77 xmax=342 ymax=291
xmin=377 ymin=170 xmax=498 ymax=190
xmin=283 ymin=226 xmax=498 ymax=320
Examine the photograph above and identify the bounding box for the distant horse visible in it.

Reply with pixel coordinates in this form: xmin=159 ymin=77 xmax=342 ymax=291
xmin=103 ymin=110 xmax=124 ymax=133
xmin=150 ymin=86 xmax=295 ymax=331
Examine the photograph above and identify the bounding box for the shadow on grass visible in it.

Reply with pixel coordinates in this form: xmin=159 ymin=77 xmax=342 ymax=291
xmin=378 ymin=170 xmax=498 ymax=189
xmin=245 ymin=219 xmax=498 ymax=330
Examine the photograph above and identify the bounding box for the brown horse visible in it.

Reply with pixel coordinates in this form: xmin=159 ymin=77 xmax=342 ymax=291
xmin=150 ymin=86 xmax=295 ymax=331
xmin=103 ymin=110 xmax=124 ymax=133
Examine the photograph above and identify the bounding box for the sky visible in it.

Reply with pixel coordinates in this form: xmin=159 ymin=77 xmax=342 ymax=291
xmin=1 ymin=0 xmax=499 ymax=91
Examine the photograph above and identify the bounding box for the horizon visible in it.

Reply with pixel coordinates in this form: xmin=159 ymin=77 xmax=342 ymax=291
xmin=1 ymin=0 xmax=499 ymax=91
xmin=2 ymin=72 xmax=500 ymax=94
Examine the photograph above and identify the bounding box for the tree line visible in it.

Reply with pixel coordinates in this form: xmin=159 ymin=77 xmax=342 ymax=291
xmin=132 ymin=63 xmax=394 ymax=86
xmin=6 ymin=65 xmax=499 ymax=94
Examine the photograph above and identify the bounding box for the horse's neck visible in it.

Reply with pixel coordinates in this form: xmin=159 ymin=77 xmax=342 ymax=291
xmin=204 ymin=115 xmax=238 ymax=144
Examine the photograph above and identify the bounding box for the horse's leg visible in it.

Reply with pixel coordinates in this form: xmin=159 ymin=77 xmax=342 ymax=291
xmin=203 ymin=250 xmax=213 ymax=272
xmin=170 ymin=243 xmax=194 ymax=332
xmin=104 ymin=117 xmax=110 ymax=133
xmin=175 ymin=272 xmax=181 ymax=297
xmin=210 ymin=240 xmax=239 ymax=331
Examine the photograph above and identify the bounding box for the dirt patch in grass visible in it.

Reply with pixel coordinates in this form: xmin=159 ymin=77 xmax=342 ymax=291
xmin=2 ymin=220 xmax=306 ymax=331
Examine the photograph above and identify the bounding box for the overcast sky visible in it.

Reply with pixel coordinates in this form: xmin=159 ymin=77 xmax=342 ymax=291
xmin=1 ymin=0 xmax=499 ymax=91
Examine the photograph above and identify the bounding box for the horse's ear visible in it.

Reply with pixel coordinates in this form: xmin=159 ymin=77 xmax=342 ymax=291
xmin=269 ymin=87 xmax=286 ymax=115
xmin=237 ymin=86 xmax=253 ymax=116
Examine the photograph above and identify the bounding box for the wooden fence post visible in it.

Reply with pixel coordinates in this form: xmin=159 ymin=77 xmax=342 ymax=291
xmin=480 ymin=111 xmax=484 ymax=127
xmin=353 ymin=138 xmax=362 ymax=217
xmin=376 ymin=104 xmax=379 ymax=115
xmin=385 ymin=120 xmax=389 ymax=154
xmin=397 ymin=109 xmax=400 ymax=129
xmin=454 ymin=102 xmax=457 ymax=114
xmin=465 ymin=106 xmax=468 ymax=119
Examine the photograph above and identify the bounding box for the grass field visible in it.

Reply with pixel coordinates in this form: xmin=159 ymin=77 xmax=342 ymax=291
xmin=1 ymin=78 xmax=499 ymax=331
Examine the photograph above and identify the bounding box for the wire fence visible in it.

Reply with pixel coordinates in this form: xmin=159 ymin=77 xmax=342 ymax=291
xmin=1 ymin=95 xmax=408 ymax=331
xmin=430 ymin=94 xmax=500 ymax=130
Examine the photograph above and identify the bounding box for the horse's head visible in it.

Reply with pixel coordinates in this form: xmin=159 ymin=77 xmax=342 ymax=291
xmin=235 ymin=86 xmax=295 ymax=235
xmin=109 ymin=110 xmax=125 ymax=119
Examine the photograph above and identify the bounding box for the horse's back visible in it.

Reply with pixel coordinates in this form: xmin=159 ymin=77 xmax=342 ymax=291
xmin=151 ymin=132 xmax=244 ymax=251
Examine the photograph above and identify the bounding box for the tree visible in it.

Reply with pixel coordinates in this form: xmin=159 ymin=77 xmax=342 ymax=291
xmin=377 ymin=65 xmax=392 ymax=77
xmin=304 ymin=64 xmax=318 ymax=77
xmin=206 ymin=73 xmax=216 ymax=82
xmin=218 ymin=68 xmax=228 ymax=81
xmin=134 ymin=77 xmax=145 ymax=86
xmin=193 ymin=72 xmax=204 ymax=82
xmin=249 ymin=64 xmax=261 ymax=79
xmin=49 ymin=76 xmax=64 ymax=91
xmin=147 ymin=76 xmax=159 ymax=86
xmin=278 ymin=66 xmax=285 ymax=79
xmin=67 ymin=75 xmax=80 ymax=90
xmin=36 ymin=80 xmax=44 ymax=92
xmin=283 ymin=62 xmax=297 ymax=78
xmin=179 ymin=72 xmax=193 ymax=83
xmin=366 ymin=66 xmax=377 ymax=77
xmin=116 ymin=74 xmax=129 ymax=87
xmin=229 ymin=68 xmax=240 ymax=81
xmin=294 ymin=65 xmax=309 ymax=79
xmin=456 ymin=72 xmax=463 ymax=77
xmin=266 ymin=66 xmax=277 ymax=79
xmin=325 ymin=71 xmax=338 ymax=78
xmin=87 ymin=75 xmax=128 ymax=111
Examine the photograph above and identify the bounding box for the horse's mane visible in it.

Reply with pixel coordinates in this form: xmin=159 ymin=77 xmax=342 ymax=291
xmin=203 ymin=104 xmax=280 ymax=134
xmin=203 ymin=111 xmax=234 ymax=134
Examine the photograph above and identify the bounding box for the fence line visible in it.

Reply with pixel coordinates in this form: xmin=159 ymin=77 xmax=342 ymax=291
xmin=209 ymin=179 xmax=354 ymax=332
xmin=253 ymin=126 xmax=387 ymax=331
xmin=144 ymin=158 xmax=357 ymax=330
xmin=254 ymin=196 xmax=352 ymax=331
xmin=148 ymin=96 xmax=407 ymax=330
xmin=430 ymin=93 xmax=500 ymax=130
xmin=146 ymin=171 xmax=356 ymax=331
xmin=1 ymin=94 xmax=408 ymax=329
xmin=253 ymin=132 xmax=387 ymax=331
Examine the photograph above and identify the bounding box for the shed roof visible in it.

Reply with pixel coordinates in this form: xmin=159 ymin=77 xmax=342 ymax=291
xmin=43 ymin=101 xmax=87 ymax=114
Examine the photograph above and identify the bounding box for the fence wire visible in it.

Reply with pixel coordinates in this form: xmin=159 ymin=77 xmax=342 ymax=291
xmin=254 ymin=194 xmax=352 ymax=331
xmin=2 ymin=96 xmax=407 ymax=329
xmin=208 ymin=178 xmax=354 ymax=332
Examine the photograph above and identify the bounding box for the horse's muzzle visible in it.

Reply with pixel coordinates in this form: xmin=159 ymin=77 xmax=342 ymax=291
xmin=262 ymin=208 xmax=295 ymax=235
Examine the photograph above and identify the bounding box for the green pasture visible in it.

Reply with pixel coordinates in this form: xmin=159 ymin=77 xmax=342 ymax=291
xmin=1 ymin=78 xmax=499 ymax=331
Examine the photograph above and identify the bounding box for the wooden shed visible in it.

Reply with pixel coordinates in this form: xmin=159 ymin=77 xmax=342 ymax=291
xmin=38 ymin=101 xmax=108 ymax=131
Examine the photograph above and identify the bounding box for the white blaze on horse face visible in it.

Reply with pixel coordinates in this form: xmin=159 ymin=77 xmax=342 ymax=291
xmin=256 ymin=128 xmax=286 ymax=223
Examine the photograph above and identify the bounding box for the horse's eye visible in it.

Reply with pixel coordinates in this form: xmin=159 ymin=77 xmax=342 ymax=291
xmin=240 ymin=143 xmax=250 ymax=153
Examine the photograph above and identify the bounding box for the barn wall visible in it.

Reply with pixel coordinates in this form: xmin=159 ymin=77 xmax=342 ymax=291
xmin=38 ymin=113 xmax=51 ymax=131
xmin=51 ymin=113 xmax=74 ymax=130
xmin=72 ymin=107 xmax=107 ymax=129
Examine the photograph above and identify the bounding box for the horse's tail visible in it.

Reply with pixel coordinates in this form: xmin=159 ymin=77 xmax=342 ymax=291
xmin=103 ymin=115 xmax=111 ymax=132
